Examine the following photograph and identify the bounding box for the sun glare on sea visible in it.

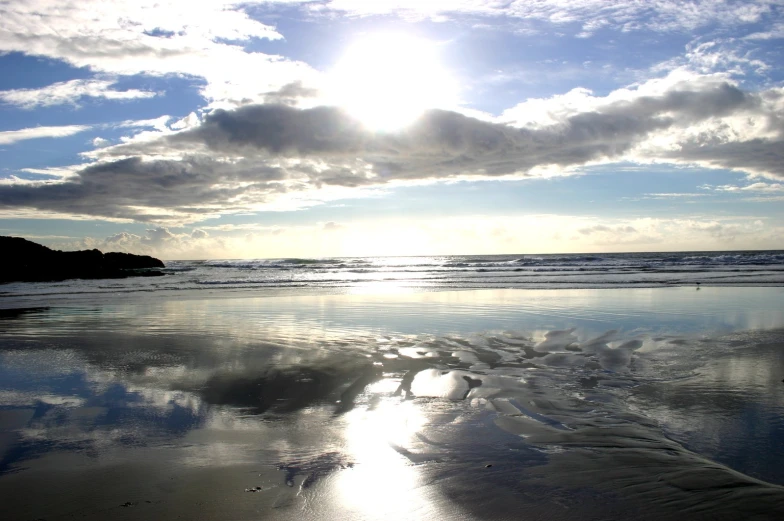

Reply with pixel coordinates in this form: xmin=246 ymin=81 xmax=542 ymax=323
xmin=327 ymin=33 xmax=457 ymax=132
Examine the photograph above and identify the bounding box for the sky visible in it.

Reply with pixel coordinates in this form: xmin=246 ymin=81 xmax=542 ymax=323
xmin=1 ymin=0 xmax=783 ymax=259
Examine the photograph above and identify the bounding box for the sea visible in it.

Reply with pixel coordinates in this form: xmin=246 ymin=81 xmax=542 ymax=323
xmin=2 ymin=250 xmax=784 ymax=304
xmin=1 ymin=250 xmax=783 ymax=520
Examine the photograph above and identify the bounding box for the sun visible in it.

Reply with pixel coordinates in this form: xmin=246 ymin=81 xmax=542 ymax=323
xmin=326 ymin=33 xmax=457 ymax=132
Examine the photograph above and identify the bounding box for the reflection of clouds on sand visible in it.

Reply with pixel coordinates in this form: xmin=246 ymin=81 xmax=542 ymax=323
xmin=531 ymin=328 xmax=645 ymax=372
xmin=0 ymin=391 xmax=85 ymax=408
xmin=0 ymin=347 xmax=210 ymax=472
xmin=0 ymin=325 xmax=752 ymax=448
xmin=410 ymin=368 xmax=528 ymax=401
xmin=626 ymin=332 xmax=784 ymax=485
xmin=2 ymin=303 xmax=784 ymax=519
xmin=0 ymin=324 xmax=634 ymax=479
xmin=534 ymin=327 xmax=579 ymax=352
xmin=411 ymin=369 xmax=475 ymax=400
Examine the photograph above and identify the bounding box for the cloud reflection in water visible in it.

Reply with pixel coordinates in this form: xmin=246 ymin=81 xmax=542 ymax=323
xmin=0 ymin=289 xmax=783 ymax=519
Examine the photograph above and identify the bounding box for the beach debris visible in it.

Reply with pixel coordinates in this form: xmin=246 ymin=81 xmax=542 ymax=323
xmin=121 ymin=502 xmax=134 ymax=507
xmin=245 ymin=486 xmax=264 ymax=493
xmin=485 ymin=464 xmax=493 ymax=468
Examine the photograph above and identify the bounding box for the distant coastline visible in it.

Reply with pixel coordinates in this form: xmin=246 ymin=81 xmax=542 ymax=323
xmin=0 ymin=236 xmax=165 ymax=284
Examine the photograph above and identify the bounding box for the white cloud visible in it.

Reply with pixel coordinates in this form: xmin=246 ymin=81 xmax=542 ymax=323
xmin=741 ymin=183 xmax=784 ymax=193
xmin=170 ymin=112 xmax=202 ymax=131
xmin=742 ymin=195 xmax=784 ymax=202
xmin=56 ymin=226 xmax=230 ymax=259
xmin=651 ymin=41 xmax=771 ymax=81
xmin=321 ymin=221 xmax=342 ymax=231
xmin=0 ymin=125 xmax=90 ymax=145
xmin=701 ymin=181 xmax=784 ymax=203
xmin=302 ymin=0 xmax=780 ymax=35
xmin=19 ymin=166 xmax=82 ymax=179
xmin=578 ymin=224 xmax=637 ymax=235
xmin=105 ymin=231 xmax=143 ymax=245
xmin=0 ymin=1 xmax=318 ymax=107
xmin=712 ymin=182 xmax=784 ymax=192
xmin=643 ymin=193 xmax=709 ymax=198
xmin=743 ymin=182 xmax=784 ymax=192
xmin=100 ymin=116 xmax=179 ymax=151
xmin=2 ymin=1 xmax=778 ymax=115
xmin=0 ymin=176 xmax=44 ymax=186
xmin=0 ymin=78 xmax=156 ymax=109
xmin=744 ymin=22 xmax=784 ymax=40
xmin=44 ymin=213 xmax=784 ymax=259
xmin=116 ymin=116 xmax=173 ymax=130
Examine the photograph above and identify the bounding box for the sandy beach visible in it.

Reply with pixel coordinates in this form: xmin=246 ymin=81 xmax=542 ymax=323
xmin=1 ymin=287 xmax=783 ymax=520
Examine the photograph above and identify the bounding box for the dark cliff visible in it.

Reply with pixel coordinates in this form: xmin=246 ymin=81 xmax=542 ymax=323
xmin=0 ymin=236 xmax=165 ymax=283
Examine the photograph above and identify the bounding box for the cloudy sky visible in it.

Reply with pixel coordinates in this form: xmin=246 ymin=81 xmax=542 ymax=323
xmin=1 ymin=1 xmax=783 ymax=259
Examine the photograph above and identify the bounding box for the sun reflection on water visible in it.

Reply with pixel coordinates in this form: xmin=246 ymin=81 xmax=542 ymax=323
xmin=335 ymin=387 xmax=437 ymax=518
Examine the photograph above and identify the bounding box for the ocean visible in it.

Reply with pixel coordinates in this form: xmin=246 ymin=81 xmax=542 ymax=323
xmin=1 ymin=251 xmax=783 ymax=520
xmin=2 ymin=250 xmax=784 ymax=305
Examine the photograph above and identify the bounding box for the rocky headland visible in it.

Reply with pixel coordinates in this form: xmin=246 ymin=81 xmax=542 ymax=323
xmin=0 ymin=236 xmax=166 ymax=283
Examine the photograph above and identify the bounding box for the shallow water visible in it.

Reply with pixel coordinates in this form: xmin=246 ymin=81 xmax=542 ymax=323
xmin=0 ymin=287 xmax=783 ymax=520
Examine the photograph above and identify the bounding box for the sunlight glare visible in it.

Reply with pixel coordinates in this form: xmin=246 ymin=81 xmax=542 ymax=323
xmin=327 ymin=33 xmax=457 ymax=131
xmin=336 ymin=397 xmax=434 ymax=518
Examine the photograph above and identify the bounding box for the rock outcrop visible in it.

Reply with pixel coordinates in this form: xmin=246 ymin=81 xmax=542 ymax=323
xmin=0 ymin=236 xmax=166 ymax=283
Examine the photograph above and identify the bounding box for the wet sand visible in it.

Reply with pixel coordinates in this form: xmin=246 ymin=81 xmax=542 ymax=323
xmin=1 ymin=288 xmax=783 ymax=520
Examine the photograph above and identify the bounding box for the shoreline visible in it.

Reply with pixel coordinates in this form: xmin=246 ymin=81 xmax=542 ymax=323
xmin=2 ymin=281 xmax=783 ymax=310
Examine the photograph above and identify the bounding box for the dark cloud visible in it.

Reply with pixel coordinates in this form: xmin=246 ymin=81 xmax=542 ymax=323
xmin=0 ymin=156 xmax=288 ymax=221
xmin=262 ymin=81 xmax=320 ymax=106
xmin=1 ymin=79 xmax=781 ymax=223
xmin=164 ymin=80 xmax=769 ymax=181
xmin=665 ymin=138 xmax=784 ymax=176
xmin=171 ymin=104 xmax=368 ymax=155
